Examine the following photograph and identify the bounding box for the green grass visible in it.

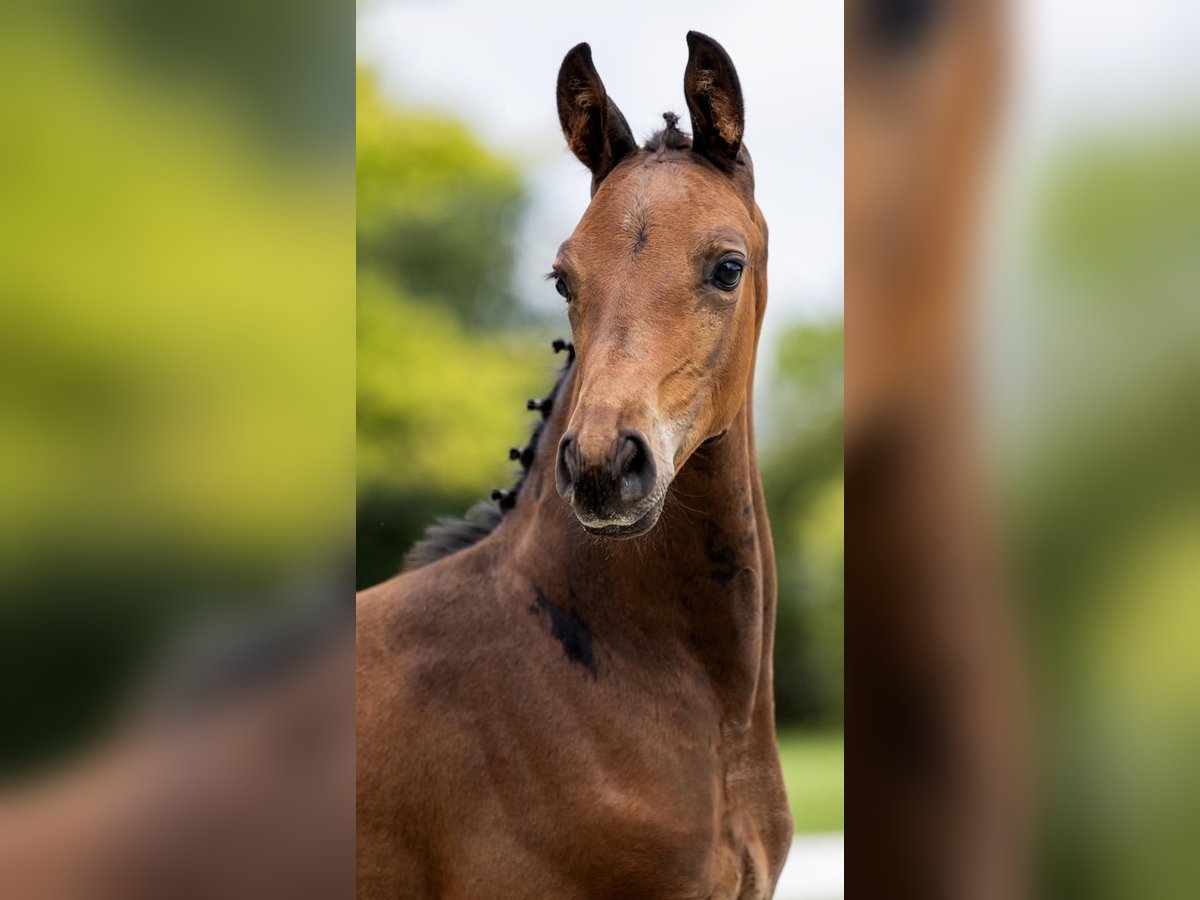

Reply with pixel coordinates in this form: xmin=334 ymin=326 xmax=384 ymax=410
xmin=776 ymin=729 xmax=844 ymax=833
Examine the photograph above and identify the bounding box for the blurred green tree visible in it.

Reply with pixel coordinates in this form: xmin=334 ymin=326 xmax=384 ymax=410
xmin=356 ymin=69 xmax=550 ymax=588
xmin=357 ymin=70 xmax=528 ymax=329
xmin=1007 ymin=129 xmax=1200 ymax=900
xmin=760 ymin=320 xmax=845 ymax=725
xmin=0 ymin=17 xmax=352 ymax=774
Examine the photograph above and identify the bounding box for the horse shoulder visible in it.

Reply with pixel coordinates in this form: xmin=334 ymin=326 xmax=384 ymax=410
xmin=356 ymin=560 xmax=501 ymax=897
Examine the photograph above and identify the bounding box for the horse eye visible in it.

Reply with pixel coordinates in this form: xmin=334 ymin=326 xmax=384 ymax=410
xmin=553 ymin=275 xmax=571 ymax=301
xmin=712 ymin=259 xmax=744 ymax=291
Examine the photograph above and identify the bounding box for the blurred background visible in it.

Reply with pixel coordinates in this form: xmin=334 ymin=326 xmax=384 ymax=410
xmin=846 ymin=0 xmax=1200 ymax=897
xmin=0 ymin=0 xmax=1196 ymax=896
xmin=0 ymin=2 xmax=354 ymax=897
xmin=355 ymin=0 xmax=847 ymax=854
xmin=987 ymin=2 xmax=1200 ymax=897
xmin=0 ymin=1 xmax=351 ymax=773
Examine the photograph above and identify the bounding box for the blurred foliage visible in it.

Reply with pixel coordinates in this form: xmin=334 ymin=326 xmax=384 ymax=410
xmin=0 ymin=11 xmax=352 ymax=774
xmin=776 ymin=729 xmax=845 ymax=833
xmin=93 ymin=0 xmax=348 ymax=152
xmin=0 ymin=17 xmax=351 ymax=574
xmin=357 ymin=71 xmax=528 ymax=328
xmin=1035 ymin=129 xmax=1200 ymax=306
xmin=355 ymin=70 xmax=551 ymax=587
xmin=357 ymin=276 xmax=548 ymax=497
xmin=761 ymin=321 xmax=845 ymax=725
xmin=1004 ymin=127 xmax=1200 ymax=899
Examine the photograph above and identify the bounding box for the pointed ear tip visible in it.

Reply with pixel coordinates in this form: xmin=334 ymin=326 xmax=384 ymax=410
xmin=559 ymin=42 xmax=596 ymax=81
xmin=685 ymin=31 xmax=736 ymax=66
xmin=564 ymin=41 xmax=593 ymax=62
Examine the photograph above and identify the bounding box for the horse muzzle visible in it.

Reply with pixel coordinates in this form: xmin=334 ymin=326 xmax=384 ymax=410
xmin=555 ymin=427 xmax=666 ymax=537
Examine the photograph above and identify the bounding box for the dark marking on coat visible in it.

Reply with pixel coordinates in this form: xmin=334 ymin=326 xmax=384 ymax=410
xmin=705 ymin=535 xmax=741 ymax=587
xmin=698 ymin=515 xmax=758 ymax=588
xmin=628 ymin=202 xmax=650 ymax=257
xmin=631 ymin=222 xmax=648 ymax=256
xmin=530 ymin=587 xmax=598 ymax=678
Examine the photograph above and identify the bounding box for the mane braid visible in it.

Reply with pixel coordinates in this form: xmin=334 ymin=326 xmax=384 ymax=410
xmin=402 ymin=342 xmax=576 ymax=571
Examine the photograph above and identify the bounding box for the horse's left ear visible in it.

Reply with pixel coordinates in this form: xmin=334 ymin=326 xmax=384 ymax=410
xmin=683 ymin=31 xmax=745 ymax=173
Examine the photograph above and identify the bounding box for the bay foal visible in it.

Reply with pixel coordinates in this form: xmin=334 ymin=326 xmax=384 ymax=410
xmin=357 ymin=33 xmax=791 ymax=899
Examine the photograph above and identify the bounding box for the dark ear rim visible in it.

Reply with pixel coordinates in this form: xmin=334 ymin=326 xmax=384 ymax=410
xmin=683 ymin=30 xmax=745 ymax=172
xmin=556 ymin=42 xmax=637 ymax=189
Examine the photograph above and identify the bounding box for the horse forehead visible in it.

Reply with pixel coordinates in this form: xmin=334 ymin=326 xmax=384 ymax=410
xmin=618 ymin=161 xmax=735 ymax=218
xmin=575 ymin=163 xmax=749 ymax=258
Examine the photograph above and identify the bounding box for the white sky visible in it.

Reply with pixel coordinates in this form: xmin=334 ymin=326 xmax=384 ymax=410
xmin=1011 ymin=0 xmax=1200 ymax=143
xmin=356 ymin=0 xmax=844 ymax=335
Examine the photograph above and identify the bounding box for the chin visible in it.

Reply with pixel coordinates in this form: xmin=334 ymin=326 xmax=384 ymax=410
xmin=577 ymin=495 xmax=665 ymax=539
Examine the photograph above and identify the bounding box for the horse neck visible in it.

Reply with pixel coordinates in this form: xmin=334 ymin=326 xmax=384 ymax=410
xmin=508 ymin=364 xmax=775 ymax=730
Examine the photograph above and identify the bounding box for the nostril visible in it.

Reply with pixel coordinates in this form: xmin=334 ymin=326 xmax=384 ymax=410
xmin=616 ymin=431 xmax=656 ymax=504
xmin=613 ymin=435 xmax=639 ymax=476
xmin=555 ymin=434 xmax=580 ymax=497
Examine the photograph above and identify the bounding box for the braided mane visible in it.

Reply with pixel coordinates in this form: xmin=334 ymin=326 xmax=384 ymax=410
xmin=403 ymin=340 xmax=575 ymax=570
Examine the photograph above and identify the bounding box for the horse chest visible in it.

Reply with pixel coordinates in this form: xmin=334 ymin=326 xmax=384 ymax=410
xmin=503 ymin=767 xmax=771 ymax=900
xmin=492 ymin=600 xmax=782 ymax=897
xmin=494 ymin=712 xmax=778 ymax=899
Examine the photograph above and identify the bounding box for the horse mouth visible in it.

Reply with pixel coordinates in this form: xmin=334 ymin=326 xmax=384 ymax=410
xmin=578 ymin=496 xmax=665 ymax=539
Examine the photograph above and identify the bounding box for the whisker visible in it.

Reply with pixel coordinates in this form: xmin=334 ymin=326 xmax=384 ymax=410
xmin=667 ymin=489 xmax=709 ymax=518
xmin=668 ymin=485 xmax=712 ymax=501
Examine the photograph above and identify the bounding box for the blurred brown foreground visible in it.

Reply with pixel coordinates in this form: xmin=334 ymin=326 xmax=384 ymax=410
xmin=0 ymin=586 xmax=353 ymax=900
xmin=846 ymin=1 xmax=1028 ymax=897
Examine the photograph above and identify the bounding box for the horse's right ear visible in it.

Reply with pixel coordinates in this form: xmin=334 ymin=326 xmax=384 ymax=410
xmin=683 ymin=31 xmax=745 ymax=173
xmin=556 ymin=43 xmax=637 ymax=191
